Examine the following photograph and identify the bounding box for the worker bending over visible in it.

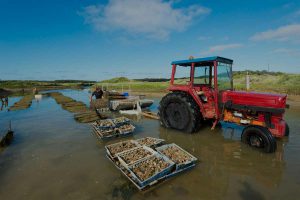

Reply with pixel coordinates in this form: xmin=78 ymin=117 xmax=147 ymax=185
xmin=90 ymin=87 xmax=103 ymax=102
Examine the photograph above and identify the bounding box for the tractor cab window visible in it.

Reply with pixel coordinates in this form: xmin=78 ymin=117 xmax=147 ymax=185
xmin=194 ymin=66 xmax=210 ymax=85
xmin=217 ymin=62 xmax=233 ymax=90
xmin=174 ymin=66 xmax=191 ymax=85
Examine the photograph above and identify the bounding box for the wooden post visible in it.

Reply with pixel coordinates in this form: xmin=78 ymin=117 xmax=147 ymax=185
xmin=246 ymin=72 xmax=250 ymax=91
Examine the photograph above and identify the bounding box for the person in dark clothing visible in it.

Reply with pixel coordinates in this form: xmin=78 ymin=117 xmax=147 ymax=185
xmin=90 ymin=87 xmax=103 ymax=102
xmin=0 ymin=97 xmax=8 ymax=110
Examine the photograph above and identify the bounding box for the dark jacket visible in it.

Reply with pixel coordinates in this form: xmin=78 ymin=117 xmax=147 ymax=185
xmin=92 ymin=90 xmax=103 ymax=99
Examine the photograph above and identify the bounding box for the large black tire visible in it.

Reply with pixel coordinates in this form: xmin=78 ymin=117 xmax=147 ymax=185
xmin=158 ymin=92 xmax=202 ymax=133
xmin=241 ymin=126 xmax=277 ymax=153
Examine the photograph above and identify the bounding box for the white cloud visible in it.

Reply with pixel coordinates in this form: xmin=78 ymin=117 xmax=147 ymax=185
xmin=272 ymin=48 xmax=300 ymax=56
xmin=81 ymin=0 xmax=210 ymax=40
xmin=250 ymin=24 xmax=300 ymax=42
xmin=201 ymin=43 xmax=242 ymax=55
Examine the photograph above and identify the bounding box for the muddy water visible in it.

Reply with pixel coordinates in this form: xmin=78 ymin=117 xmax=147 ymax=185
xmin=0 ymin=90 xmax=299 ymax=200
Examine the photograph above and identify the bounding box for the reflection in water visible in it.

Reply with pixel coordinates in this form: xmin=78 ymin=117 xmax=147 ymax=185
xmin=158 ymin=122 xmax=286 ymax=199
xmin=108 ymin=175 xmax=136 ymax=200
xmin=0 ymin=90 xmax=299 ymax=200
xmin=239 ymin=181 xmax=264 ymax=200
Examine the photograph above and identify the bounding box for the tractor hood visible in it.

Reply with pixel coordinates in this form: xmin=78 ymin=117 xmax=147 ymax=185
xmin=222 ymin=90 xmax=287 ymax=109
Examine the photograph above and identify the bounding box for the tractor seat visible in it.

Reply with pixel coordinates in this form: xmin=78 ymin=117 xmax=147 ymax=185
xmin=196 ymin=91 xmax=208 ymax=102
xmin=196 ymin=91 xmax=204 ymax=95
xmin=199 ymin=94 xmax=208 ymax=102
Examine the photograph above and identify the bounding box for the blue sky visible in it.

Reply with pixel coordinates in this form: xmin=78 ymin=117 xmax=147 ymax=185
xmin=0 ymin=0 xmax=300 ymax=81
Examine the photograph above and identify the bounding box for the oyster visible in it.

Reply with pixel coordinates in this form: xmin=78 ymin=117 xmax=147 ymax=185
xmin=161 ymin=146 xmax=192 ymax=164
xmin=113 ymin=117 xmax=129 ymax=124
xmin=96 ymin=119 xmax=114 ymax=127
xmin=107 ymin=141 xmax=138 ymax=157
xmin=137 ymin=137 xmax=161 ymax=147
xmin=131 ymin=156 xmax=170 ymax=181
xmin=118 ymin=124 xmax=134 ymax=133
xmin=99 ymin=128 xmax=116 ymax=137
xmin=119 ymin=147 xmax=152 ymax=164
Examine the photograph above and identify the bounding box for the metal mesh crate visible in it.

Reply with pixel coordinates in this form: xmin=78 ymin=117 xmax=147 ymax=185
xmin=112 ymin=117 xmax=131 ymax=127
xmin=95 ymin=119 xmax=115 ymax=129
xmin=127 ymin=153 xmax=175 ymax=188
xmin=105 ymin=140 xmax=140 ymax=159
xmin=116 ymin=146 xmax=156 ymax=169
xmin=136 ymin=137 xmax=165 ymax=148
xmin=117 ymin=124 xmax=135 ymax=135
xmin=156 ymin=143 xmax=197 ymax=170
xmin=92 ymin=124 xmax=117 ymax=139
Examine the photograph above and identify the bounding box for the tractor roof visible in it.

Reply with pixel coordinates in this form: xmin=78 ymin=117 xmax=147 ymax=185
xmin=171 ymin=56 xmax=233 ymax=66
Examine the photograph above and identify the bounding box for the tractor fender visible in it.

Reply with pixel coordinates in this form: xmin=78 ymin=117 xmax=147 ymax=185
xmin=169 ymin=88 xmax=206 ymax=119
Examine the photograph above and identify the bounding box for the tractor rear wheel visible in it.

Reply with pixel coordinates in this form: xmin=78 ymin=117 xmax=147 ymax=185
xmin=158 ymin=92 xmax=201 ymax=133
xmin=241 ymin=126 xmax=277 ymax=153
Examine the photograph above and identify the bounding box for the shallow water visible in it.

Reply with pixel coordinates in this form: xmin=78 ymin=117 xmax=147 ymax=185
xmin=0 ymin=90 xmax=299 ymax=200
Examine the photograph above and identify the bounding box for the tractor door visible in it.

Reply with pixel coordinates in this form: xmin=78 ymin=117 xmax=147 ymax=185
xmin=215 ymin=62 xmax=233 ymax=119
xmin=193 ymin=65 xmax=213 ymax=93
xmin=216 ymin=62 xmax=233 ymax=91
xmin=193 ymin=65 xmax=216 ymax=118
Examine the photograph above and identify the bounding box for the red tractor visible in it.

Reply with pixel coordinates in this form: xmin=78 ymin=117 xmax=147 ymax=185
xmin=158 ymin=56 xmax=288 ymax=153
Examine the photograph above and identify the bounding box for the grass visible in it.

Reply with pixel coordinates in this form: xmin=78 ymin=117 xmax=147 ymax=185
xmin=97 ymin=71 xmax=300 ymax=95
xmin=1 ymin=71 xmax=299 ymax=95
xmin=96 ymin=81 xmax=169 ymax=92
xmin=99 ymin=77 xmax=130 ymax=83
xmin=0 ymin=80 xmax=95 ymax=90
xmin=233 ymin=71 xmax=300 ymax=95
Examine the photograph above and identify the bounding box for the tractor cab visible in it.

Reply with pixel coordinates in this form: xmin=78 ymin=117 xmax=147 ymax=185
xmin=169 ymin=56 xmax=233 ymax=119
xmin=170 ymin=56 xmax=233 ymax=91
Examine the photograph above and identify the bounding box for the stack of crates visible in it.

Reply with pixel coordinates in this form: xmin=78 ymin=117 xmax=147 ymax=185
xmin=105 ymin=137 xmax=198 ymax=190
xmin=112 ymin=117 xmax=135 ymax=135
xmin=92 ymin=119 xmax=116 ymax=139
xmin=92 ymin=117 xmax=135 ymax=139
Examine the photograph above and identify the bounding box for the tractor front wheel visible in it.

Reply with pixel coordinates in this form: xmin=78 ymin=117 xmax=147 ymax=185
xmin=158 ymin=92 xmax=201 ymax=133
xmin=241 ymin=126 xmax=277 ymax=153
